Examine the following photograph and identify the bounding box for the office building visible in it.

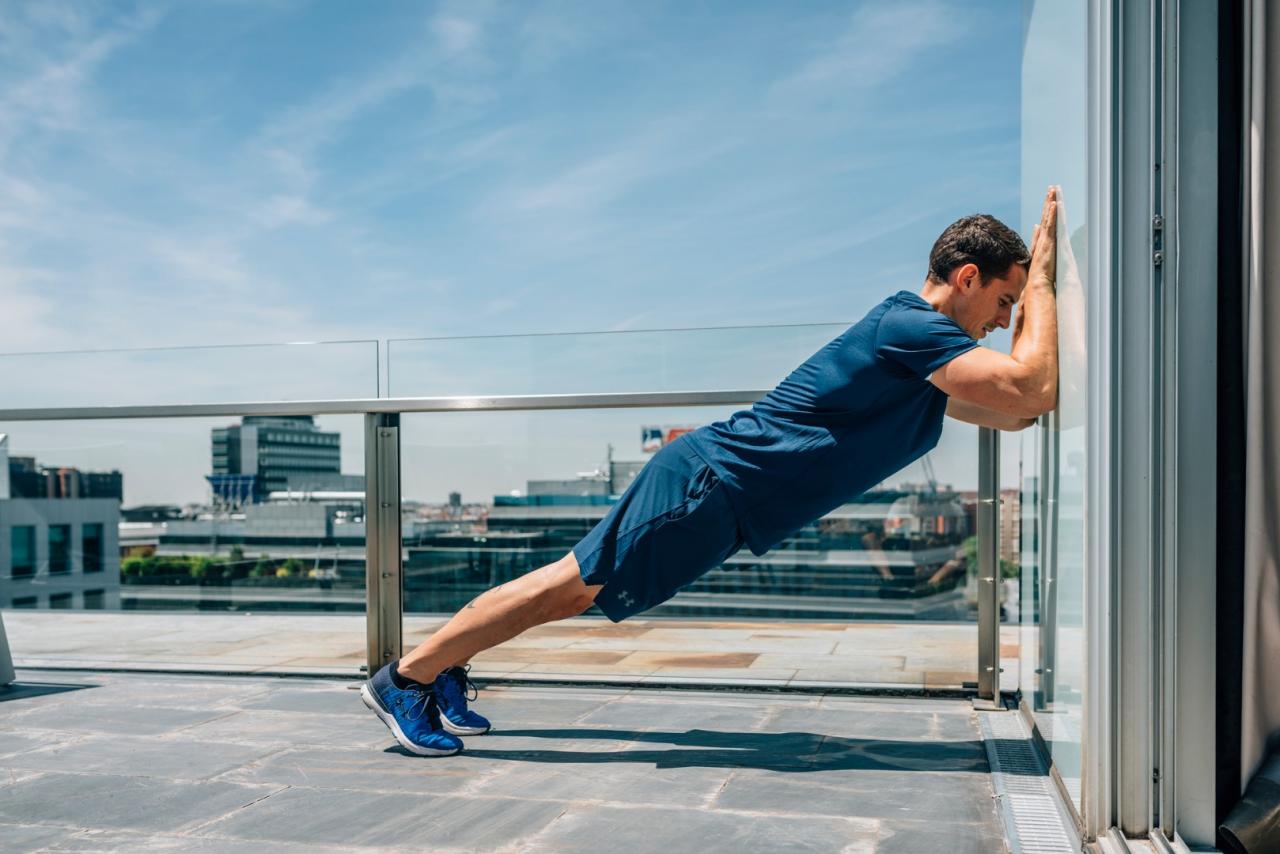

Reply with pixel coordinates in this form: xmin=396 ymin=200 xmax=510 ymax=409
xmin=210 ymin=416 xmax=362 ymax=503
xmin=0 ymin=435 xmax=122 ymax=610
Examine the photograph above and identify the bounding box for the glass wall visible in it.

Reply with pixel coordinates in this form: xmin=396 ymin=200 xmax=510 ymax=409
xmin=1020 ymin=0 xmax=1090 ymax=811
xmin=395 ymin=327 xmax=984 ymax=690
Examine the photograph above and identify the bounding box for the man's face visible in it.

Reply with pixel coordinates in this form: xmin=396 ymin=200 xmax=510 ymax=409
xmin=955 ymin=263 xmax=1028 ymax=341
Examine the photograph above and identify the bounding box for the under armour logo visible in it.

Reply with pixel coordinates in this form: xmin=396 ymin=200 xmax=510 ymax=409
xmin=618 ymin=590 xmax=635 ymax=608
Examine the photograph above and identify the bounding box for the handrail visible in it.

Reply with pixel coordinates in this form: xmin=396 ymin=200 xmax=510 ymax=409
xmin=0 ymin=390 xmax=771 ymax=422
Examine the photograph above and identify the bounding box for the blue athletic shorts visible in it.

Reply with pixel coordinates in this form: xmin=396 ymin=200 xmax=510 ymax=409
xmin=574 ymin=437 xmax=745 ymax=622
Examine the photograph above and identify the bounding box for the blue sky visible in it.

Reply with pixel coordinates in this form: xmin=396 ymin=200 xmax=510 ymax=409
xmin=0 ymin=0 xmax=1025 ymax=503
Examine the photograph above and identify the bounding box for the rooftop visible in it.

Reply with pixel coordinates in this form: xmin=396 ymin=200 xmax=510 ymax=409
xmin=1 ymin=669 xmax=1012 ymax=852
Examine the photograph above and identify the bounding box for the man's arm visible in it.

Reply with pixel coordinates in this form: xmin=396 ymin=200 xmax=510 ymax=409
xmin=930 ymin=187 xmax=1060 ymax=418
xmin=945 ymin=397 xmax=1037 ymax=431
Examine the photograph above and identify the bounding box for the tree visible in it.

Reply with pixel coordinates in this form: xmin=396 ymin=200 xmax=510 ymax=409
xmin=120 ymin=556 xmax=147 ymax=580
xmin=251 ymin=555 xmax=273 ymax=578
xmin=189 ymin=557 xmax=214 ymax=580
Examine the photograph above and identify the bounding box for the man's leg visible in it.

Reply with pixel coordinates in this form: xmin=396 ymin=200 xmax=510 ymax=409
xmin=395 ymin=551 xmax=600 ymax=685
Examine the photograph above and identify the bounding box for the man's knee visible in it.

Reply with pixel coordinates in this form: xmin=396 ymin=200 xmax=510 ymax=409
xmin=534 ymin=554 xmax=598 ymax=621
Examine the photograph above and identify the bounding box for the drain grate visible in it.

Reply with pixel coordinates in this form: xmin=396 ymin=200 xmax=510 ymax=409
xmin=979 ymin=711 xmax=1080 ymax=854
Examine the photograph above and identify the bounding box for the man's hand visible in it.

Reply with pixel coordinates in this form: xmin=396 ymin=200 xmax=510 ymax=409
xmin=1009 ymin=185 xmax=1057 ymax=356
xmin=1028 ymin=186 xmax=1058 ymax=292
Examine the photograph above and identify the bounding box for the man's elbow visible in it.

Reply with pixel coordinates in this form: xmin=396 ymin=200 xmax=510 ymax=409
xmin=1014 ymin=376 xmax=1057 ymax=419
xmin=1033 ymin=376 xmax=1059 ymax=416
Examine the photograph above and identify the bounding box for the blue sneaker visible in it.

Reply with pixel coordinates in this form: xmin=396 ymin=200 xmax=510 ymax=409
xmin=433 ymin=665 xmax=492 ymax=735
xmin=361 ymin=661 xmax=463 ymax=756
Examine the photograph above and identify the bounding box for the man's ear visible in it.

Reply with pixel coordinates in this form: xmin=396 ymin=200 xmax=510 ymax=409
xmin=950 ymin=263 xmax=981 ymax=293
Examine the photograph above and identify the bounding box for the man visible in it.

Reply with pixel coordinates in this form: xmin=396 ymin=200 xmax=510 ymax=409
xmin=362 ymin=187 xmax=1060 ymax=756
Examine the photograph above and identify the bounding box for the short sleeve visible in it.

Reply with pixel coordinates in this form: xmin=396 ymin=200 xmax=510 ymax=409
xmin=875 ymin=301 xmax=979 ymax=380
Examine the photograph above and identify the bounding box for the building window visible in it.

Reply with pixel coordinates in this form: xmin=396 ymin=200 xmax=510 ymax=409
xmin=82 ymin=523 xmax=104 ymax=573
xmin=49 ymin=592 xmax=73 ymax=609
xmin=49 ymin=524 xmax=71 ymax=574
xmin=12 ymin=596 xmax=37 ymax=608
xmin=83 ymin=589 xmax=105 ymax=610
xmin=10 ymin=526 xmax=35 ymax=578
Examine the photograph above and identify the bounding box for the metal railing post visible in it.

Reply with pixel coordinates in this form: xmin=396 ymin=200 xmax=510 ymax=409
xmin=977 ymin=426 xmax=1002 ymax=701
xmin=0 ymin=610 xmax=14 ymax=686
xmin=365 ymin=413 xmax=403 ymax=676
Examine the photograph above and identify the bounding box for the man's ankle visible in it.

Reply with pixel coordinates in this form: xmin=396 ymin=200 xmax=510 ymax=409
xmin=391 ymin=660 xmax=435 ymax=689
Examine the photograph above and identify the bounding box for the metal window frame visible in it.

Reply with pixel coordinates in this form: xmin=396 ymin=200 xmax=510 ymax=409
xmin=1086 ymin=1 xmax=1221 ymax=849
xmin=1162 ymin=0 xmax=1220 ymax=845
xmin=1109 ymin=0 xmax=1164 ymax=840
xmin=1084 ymin=0 xmax=1118 ymax=841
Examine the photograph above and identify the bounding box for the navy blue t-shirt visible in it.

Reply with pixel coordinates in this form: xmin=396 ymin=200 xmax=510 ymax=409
xmin=684 ymin=290 xmax=979 ymax=556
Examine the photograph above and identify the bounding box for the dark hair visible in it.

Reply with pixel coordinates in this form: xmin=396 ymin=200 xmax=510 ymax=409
xmin=927 ymin=214 xmax=1030 ymax=285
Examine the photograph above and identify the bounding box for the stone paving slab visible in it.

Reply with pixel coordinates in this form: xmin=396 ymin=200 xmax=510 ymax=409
xmin=0 ymin=702 xmax=228 ymax=737
xmin=0 ymin=772 xmax=281 ymax=834
xmin=0 ymin=669 xmax=1010 ymax=853
xmin=0 ymin=735 xmax=278 ymax=781
xmin=518 ymin=804 xmax=883 ymax=854
xmin=20 ymin=828 xmax=360 ymax=853
xmin=173 ymin=708 xmax=391 ymax=750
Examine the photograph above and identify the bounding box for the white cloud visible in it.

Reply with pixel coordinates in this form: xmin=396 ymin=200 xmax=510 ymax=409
xmin=0 ymin=263 xmax=60 ymax=351
xmin=252 ymin=194 xmax=333 ymax=228
xmin=501 ymin=148 xmax=654 ymax=216
xmin=474 ymin=115 xmax=737 ymax=258
xmin=0 ymin=5 xmax=162 ymax=149
xmin=433 ymin=15 xmax=481 ymax=55
xmin=701 ymin=187 xmax=967 ymax=295
xmin=773 ymin=2 xmax=962 ymax=98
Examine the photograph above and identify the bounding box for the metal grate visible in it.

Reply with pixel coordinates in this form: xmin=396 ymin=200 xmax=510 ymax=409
xmin=979 ymin=710 xmax=1080 ymax=854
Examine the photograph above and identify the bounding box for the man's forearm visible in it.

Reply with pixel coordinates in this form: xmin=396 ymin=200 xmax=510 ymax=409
xmin=946 ymin=398 xmax=1038 ymax=431
xmin=1010 ymin=280 xmax=1059 ymax=411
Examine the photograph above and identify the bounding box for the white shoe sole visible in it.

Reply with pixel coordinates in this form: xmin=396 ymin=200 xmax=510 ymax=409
xmin=360 ymin=684 xmax=461 ymax=756
xmin=440 ymin=714 xmax=491 ymax=736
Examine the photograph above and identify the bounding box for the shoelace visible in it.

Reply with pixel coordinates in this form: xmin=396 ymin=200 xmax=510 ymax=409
xmin=397 ymin=684 xmax=441 ymax=727
xmin=438 ymin=664 xmax=479 ymax=710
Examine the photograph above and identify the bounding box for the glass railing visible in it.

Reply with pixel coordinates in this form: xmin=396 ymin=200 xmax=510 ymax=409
xmin=387 ymin=324 xmax=845 ymax=397
xmin=0 ymin=339 xmax=378 ymax=409
xmin=0 ymin=326 xmax=1007 ymax=692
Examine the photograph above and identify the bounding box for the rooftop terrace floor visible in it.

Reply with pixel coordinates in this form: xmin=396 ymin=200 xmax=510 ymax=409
xmin=1 ymin=669 xmax=1012 ymax=853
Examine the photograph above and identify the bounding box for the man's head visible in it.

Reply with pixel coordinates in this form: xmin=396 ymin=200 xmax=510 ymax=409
xmin=922 ymin=214 xmax=1031 ymax=340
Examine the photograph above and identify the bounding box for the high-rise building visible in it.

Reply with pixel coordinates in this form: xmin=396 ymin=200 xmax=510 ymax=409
xmin=210 ymin=416 xmax=360 ymax=502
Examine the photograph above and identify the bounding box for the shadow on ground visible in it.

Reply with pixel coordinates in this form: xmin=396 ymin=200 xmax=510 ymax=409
xmin=385 ymin=727 xmax=1031 ymax=774
xmin=0 ymin=681 xmax=96 ymax=703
